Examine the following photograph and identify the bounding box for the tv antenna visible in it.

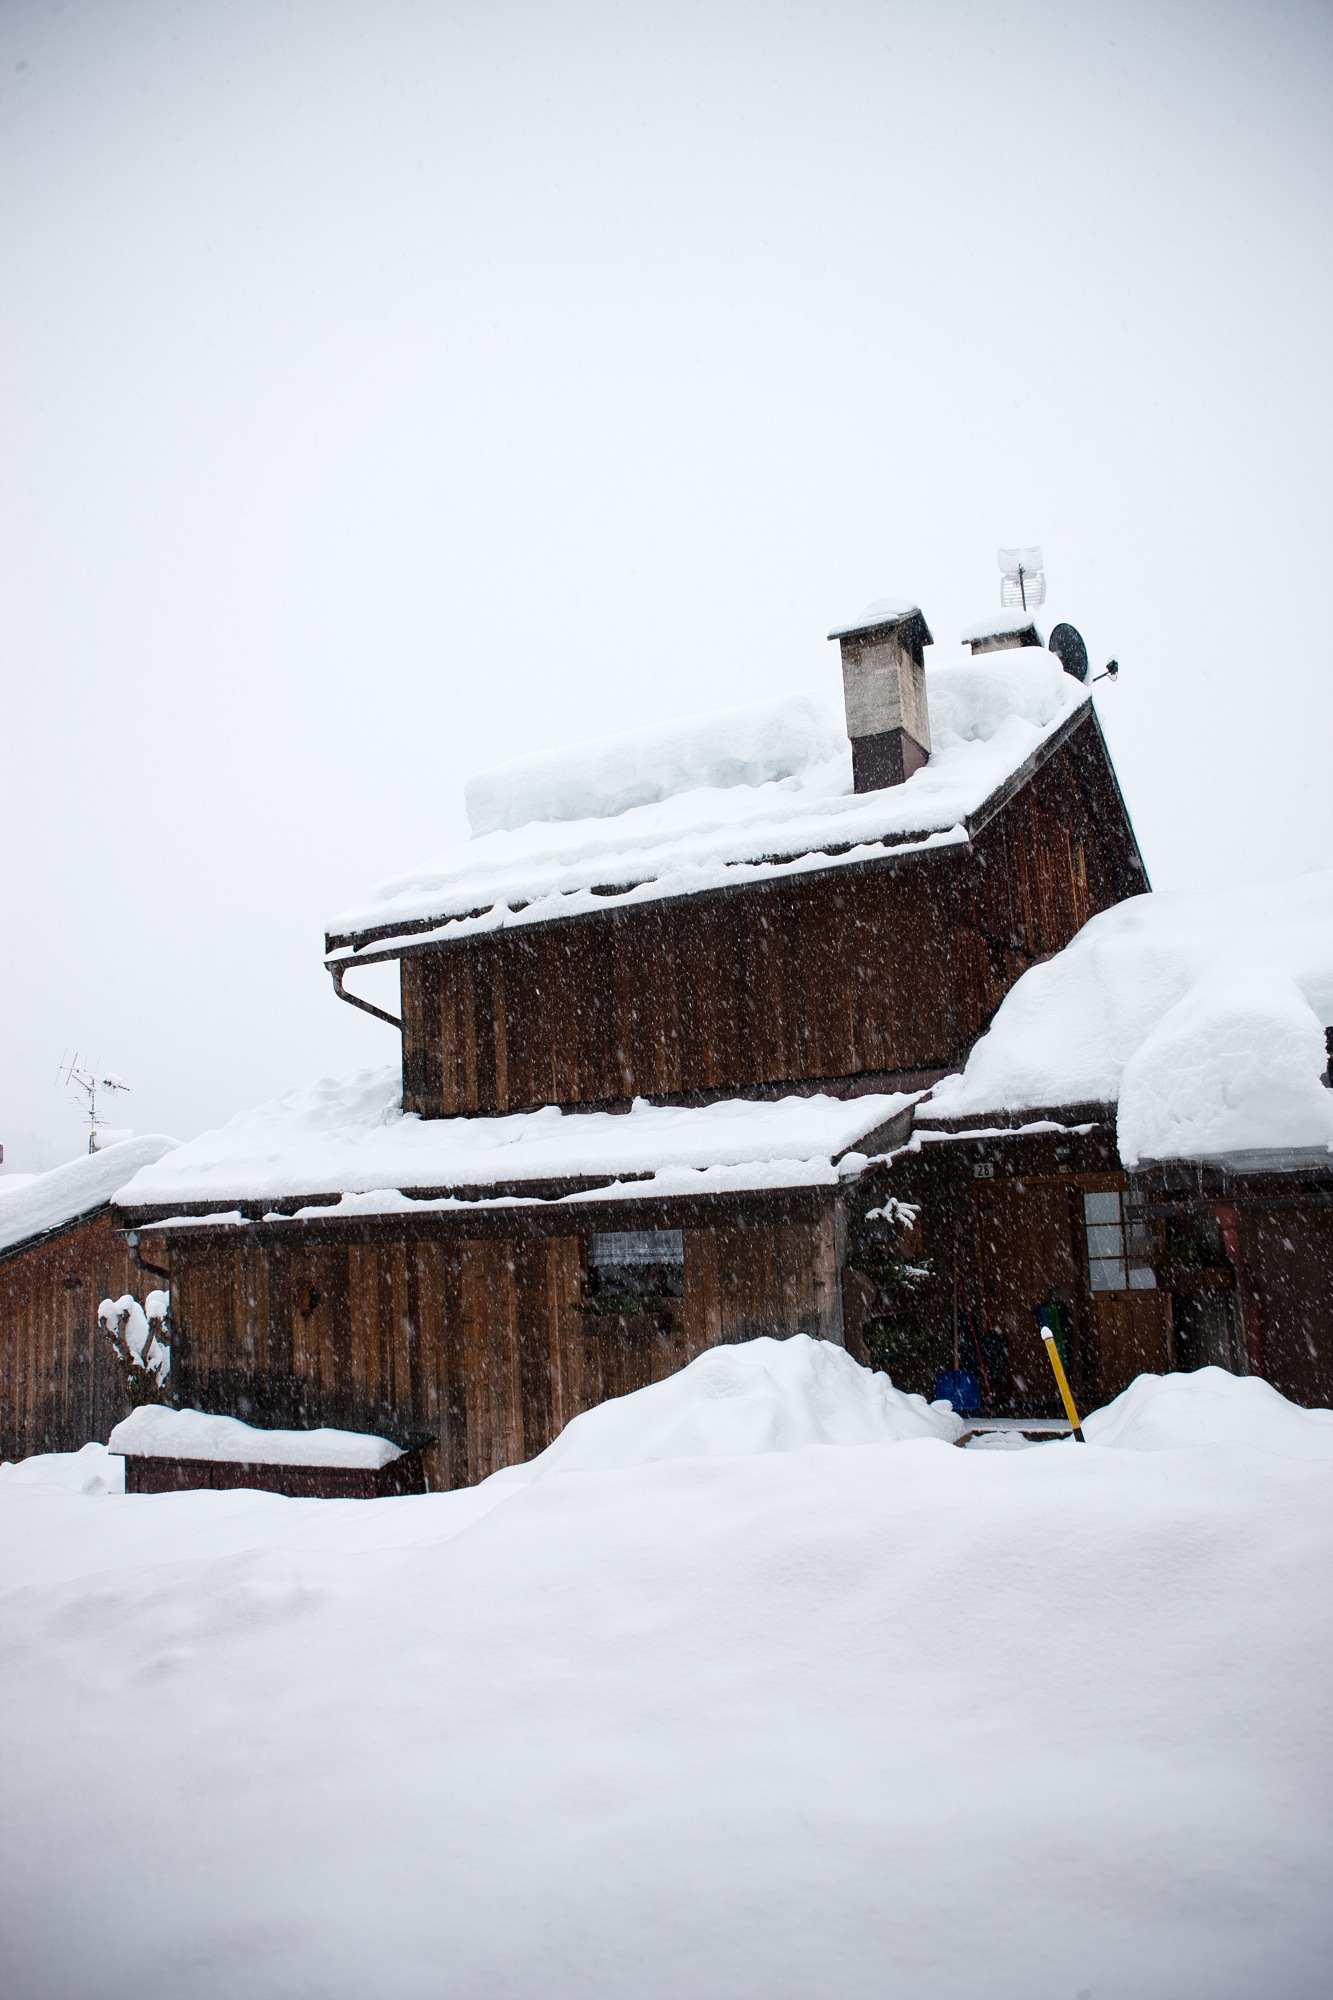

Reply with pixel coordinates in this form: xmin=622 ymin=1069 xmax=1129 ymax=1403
xmin=57 ymin=1053 xmax=130 ymax=1154
xmin=997 ymin=544 xmax=1046 ymax=611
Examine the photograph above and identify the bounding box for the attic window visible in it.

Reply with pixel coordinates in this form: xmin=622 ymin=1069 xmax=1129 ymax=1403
xmin=1082 ymin=1191 xmax=1155 ymax=1293
xmin=586 ymin=1229 xmax=685 ymax=1303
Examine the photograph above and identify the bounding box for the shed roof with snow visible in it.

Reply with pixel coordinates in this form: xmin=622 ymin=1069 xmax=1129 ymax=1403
xmin=113 ymin=1080 xmax=915 ymax=1224
xmin=0 ymin=1137 xmax=179 ymax=1259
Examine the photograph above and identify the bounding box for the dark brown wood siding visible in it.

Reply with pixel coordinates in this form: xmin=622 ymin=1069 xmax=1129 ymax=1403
xmin=401 ymin=718 xmax=1138 ymax=1118
xmin=0 ymin=1211 xmax=148 ymax=1460
xmin=161 ymin=1199 xmax=841 ymax=1490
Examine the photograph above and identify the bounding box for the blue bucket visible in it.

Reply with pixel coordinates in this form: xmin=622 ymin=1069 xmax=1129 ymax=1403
xmin=934 ymin=1369 xmax=981 ymax=1414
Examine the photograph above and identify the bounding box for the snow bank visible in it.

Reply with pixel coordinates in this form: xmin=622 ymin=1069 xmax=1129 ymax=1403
xmin=0 ymin=1136 xmax=178 ymax=1255
xmin=496 ymin=1335 xmax=961 ymax=1482
xmin=328 ymin=658 xmax=1087 ymax=942
xmin=108 ymin=1406 xmax=404 ymax=1468
xmin=2 ymin=1369 xmax=1329 ymax=1999
xmin=114 ymin=1075 xmax=912 ymax=1210
xmin=0 ymin=1441 xmax=124 ymax=1495
xmin=1085 ymin=1366 xmax=1333 ymax=1460
xmin=922 ymin=870 xmax=1333 ymax=1164
xmin=465 ymin=692 xmax=847 ymax=836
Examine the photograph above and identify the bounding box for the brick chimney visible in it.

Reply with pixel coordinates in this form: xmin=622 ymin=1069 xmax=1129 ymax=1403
xmin=828 ymin=599 xmax=933 ymax=792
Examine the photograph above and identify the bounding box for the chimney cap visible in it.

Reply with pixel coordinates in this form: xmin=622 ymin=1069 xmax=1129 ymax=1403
xmin=828 ymin=598 xmax=933 ymax=644
xmin=961 ymin=609 xmax=1044 ymax=653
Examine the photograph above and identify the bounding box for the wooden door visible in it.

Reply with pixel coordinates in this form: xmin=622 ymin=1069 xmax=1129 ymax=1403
xmin=972 ymin=1178 xmax=1086 ymax=1412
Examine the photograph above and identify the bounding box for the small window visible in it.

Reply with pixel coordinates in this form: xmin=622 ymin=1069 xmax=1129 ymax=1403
xmin=586 ymin=1229 xmax=685 ymax=1304
xmin=1083 ymin=1190 xmax=1155 ymax=1293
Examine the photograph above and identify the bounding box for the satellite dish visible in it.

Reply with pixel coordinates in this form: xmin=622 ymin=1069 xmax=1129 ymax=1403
xmin=997 ymin=544 xmax=1046 ymax=610
xmin=1048 ymin=623 xmax=1089 ymax=682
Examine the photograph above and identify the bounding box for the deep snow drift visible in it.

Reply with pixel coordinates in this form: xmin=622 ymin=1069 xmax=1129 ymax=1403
xmin=2 ymin=1342 xmax=1330 ymax=2000
xmin=921 ymin=869 xmax=1333 ymax=1163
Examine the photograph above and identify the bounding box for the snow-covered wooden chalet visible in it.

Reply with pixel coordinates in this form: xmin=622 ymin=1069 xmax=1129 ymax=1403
xmin=109 ymin=600 xmax=1156 ymax=1485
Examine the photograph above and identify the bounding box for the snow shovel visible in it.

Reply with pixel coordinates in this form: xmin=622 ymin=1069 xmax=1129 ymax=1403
xmin=1033 ymin=1303 xmax=1085 ymax=1442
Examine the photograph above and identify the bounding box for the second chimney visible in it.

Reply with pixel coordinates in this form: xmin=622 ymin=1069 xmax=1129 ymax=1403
xmin=828 ymin=599 xmax=933 ymax=792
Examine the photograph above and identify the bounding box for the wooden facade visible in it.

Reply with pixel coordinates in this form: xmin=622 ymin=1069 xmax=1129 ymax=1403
xmin=841 ymin=1124 xmax=1333 ymax=1416
xmin=0 ymin=1209 xmax=148 ymax=1460
xmin=373 ymin=709 xmax=1144 ymax=1116
xmin=150 ymin=1193 xmax=841 ymax=1491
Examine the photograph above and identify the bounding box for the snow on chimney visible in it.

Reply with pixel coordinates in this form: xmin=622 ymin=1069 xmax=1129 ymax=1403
xmin=827 ymin=599 xmax=933 ymax=793
xmin=960 ymin=609 xmax=1044 ymax=656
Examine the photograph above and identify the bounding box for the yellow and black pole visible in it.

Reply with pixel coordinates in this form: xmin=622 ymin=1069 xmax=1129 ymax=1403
xmin=1034 ymin=1304 xmax=1085 ymax=1442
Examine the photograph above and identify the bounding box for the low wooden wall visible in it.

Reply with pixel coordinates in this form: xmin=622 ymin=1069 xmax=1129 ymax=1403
xmin=156 ymin=1195 xmax=842 ymax=1491
xmin=0 ymin=1209 xmax=147 ymax=1461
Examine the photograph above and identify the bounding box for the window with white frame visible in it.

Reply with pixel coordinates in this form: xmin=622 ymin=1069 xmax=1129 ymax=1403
xmin=1083 ymin=1190 xmax=1156 ymax=1293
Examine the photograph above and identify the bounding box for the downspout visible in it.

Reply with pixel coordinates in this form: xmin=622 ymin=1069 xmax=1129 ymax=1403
xmin=327 ymin=960 xmax=402 ymax=1032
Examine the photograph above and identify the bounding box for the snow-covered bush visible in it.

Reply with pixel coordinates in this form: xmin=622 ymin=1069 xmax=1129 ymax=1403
xmin=98 ymin=1291 xmax=172 ymax=1408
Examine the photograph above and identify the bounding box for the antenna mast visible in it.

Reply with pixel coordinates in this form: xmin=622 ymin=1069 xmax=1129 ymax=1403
xmin=57 ymin=1054 xmax=130 ymax=1153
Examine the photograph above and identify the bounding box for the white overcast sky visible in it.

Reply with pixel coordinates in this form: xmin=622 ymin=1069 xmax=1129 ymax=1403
xmin=2 ymin=0 xmax=1331 ymax=1169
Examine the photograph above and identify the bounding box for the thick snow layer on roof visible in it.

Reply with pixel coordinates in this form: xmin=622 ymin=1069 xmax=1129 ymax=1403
xmin=3 ymin=1362 xmax=1330 ymax=1996
xmin=0 ymin=1136 xmax=179 ymax=1256
xmin=465 ymin=692 xmax=847 ymax=837
xmin=330 ymin=654 xmax=1086 ymax=943
xmin=959 ymin=609 xmax=1044 ymax=643
xmin=113 ymin=1068 xmax=913 ymax=1210
xmin=108 ymin=1406 xmax=403 ymax=1469
xmin=922 ymin=870 xmax=1333 ymax=1165
xmin=494 ymin=1335 xmax=961 ymax=1480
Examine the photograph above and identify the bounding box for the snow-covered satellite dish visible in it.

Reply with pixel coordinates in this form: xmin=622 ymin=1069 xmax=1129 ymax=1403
xmin=997 ymin=544 xmax=1046 ymax=610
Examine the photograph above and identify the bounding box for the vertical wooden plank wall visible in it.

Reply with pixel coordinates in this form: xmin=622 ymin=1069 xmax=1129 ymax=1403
xmin=167 ymin=1206 xmax=841 ymax=1490
xmin=0 ymin=1212 xmax=151 ymax=1460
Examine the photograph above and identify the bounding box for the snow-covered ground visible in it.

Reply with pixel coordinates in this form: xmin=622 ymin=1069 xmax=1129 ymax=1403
xmin=2 ymin=1341 xmax=1330 ymax=2000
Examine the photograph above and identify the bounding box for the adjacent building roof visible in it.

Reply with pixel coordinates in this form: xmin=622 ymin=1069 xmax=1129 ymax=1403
xmin=918 ymin=871 xmax=1333 ymax=1168
xmin=327 ymin=653 xmax=1091 ymax=954
xmin=113 ymin=1072 xmax=916 ymax=1224
xmin=0 ymin=1136 xmax=179 ymax=1258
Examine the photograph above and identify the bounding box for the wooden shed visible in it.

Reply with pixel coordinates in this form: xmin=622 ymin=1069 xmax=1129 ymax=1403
xmin=0 ymin=1137 xmax=178 ymax=1460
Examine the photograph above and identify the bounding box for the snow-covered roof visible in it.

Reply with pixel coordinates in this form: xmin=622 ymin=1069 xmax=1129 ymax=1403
xmin=113 ymin=1070 xmax=915 ymax=1221
xmin=108 ymin=1406 xmax=404 ymax=1468
xmin=328 ymin=654 xmax=1089 ymax=951
xmin=920 ymin=871 xmax=1333 ymax=1167
xmin=0 ymin=1136 xmax=179 ymax=1258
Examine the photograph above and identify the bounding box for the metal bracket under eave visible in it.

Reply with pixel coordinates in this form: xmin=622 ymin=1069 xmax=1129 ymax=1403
xmin=328 ymin=960 xmax=402 ymax=1031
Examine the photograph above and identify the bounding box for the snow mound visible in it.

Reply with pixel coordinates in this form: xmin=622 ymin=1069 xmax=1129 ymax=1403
xmin=922 ymin=869 xmax=1333 ymax=1164
xmin=498 ymin=1335 xmax=961 ymax=1483
xmin=108 ymin=1406 xmax=404 ymax=1469
xmin=1085 ymin=1367 xmax=1333 ymax=1460
xmin=925 ymin=649 xmax=1071 ymax=747
xmin=1117 ymin=968 xmax=1333 ymax=1164
xmin=0 ymin=1441 xmax=124 ymax=1495
xmin=465 ymin=691 xmax=847 ymax=836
